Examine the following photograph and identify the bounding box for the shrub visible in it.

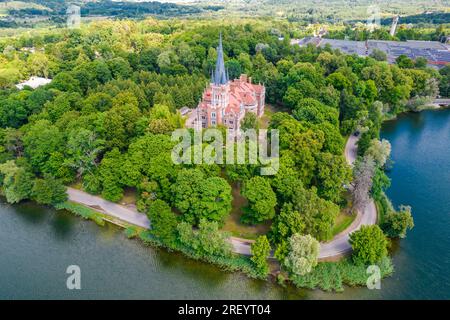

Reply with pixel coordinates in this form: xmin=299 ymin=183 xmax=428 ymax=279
xmin=251 ymin=236 xmax=271 ymax=278
xmin=32 ymin=175 xmax=67 ymax=205
xmin=147 ymin=199 xmax=178 ymax=245
xmin=55 ymin=201 xmax=105 ymax=226
xmin=349 ymin=225 xmax=389 ymax=265
xmin=381 ymin=205 xmax=414 ymax=238
xmin=177 ymin=219 xmax=233 ymax=258
xmin=283 ymin=234 xmax=320 ymax=276
xmin=291 ymin=256 xmax=394 ymax=292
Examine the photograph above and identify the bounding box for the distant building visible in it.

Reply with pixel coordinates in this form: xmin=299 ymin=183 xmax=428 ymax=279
xmin=293 ymin=37 xmax=450 ymax=68
xmin=20 ymin=47 xmax=36 ymax=54
xmin=186 ymin=35 xmax=265 ymax=132
xmin=16 ymin=76 xmax=52 ymax=90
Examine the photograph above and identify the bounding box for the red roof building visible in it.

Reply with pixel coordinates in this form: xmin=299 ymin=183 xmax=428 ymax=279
xmin=186 ymin=35 xmax=265 ymax=131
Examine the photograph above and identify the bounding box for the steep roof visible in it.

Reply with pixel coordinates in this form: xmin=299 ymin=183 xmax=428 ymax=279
xmin=212 ymin=33 xmax=228 ymax=86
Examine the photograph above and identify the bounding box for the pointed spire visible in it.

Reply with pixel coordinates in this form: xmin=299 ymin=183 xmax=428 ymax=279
xmin=214 ymin=32 xmax=228 ymax=85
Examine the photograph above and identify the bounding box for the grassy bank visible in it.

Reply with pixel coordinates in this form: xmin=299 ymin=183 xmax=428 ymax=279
xmin=290 ymin=256 xmax=394 ymax=292
xmin=332 ymin=210 xmax=356 ymax=237
xmin=55 ymin=200 xmax=265 ymax=281
xmin=55 ymin=201 xmax=106 ymax=226
xmin=136 ymin=230 xmax=264 ymax=280
xmin=375 ymin=192 xmax=394 ymax=226
xmin=58 ymin=199 xmax=394 ymax=292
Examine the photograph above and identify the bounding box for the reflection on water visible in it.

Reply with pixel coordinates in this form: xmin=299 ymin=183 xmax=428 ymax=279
xmin=0 ymin=199 xmax=306 ymax=299
xmin=13 ymin=201 xmax=48 ymax=225
xmin=50 ymin=213 xmax=75 ymax=239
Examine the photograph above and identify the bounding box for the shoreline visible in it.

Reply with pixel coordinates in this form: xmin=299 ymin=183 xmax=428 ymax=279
xmin=383 ymin=102 xmax=450 ymax=122
xmin=64 ymin=132 xmax=377 ymax=262
xmin=12 ymin=106 xmax=446 ymax=292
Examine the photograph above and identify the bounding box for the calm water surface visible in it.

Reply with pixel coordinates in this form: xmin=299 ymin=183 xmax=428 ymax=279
xmin=1 ymin=109 xmax=449 ymax=299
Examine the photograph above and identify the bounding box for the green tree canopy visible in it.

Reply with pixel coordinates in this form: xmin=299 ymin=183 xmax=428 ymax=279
xmin=251 ymin=235 xmax=271 ymax=278
xmin=283 ymin=234 xmax=319 ymax=276
xmin=32 ymin=175 xmax=67 ymax=205
xmin=241 ymin=176 xmax=277 ymax=224
xmin=172 ymin=169 xmax=232 ymax=225
xmin=177 ymin=219 xmax=232 ymax=258
xmin=147 ymin=199 xmax=178 ymax=246
xmin=349 ymin=225 xmax=389 ymax=265
xmin=381 ymin=205 xmax=414 ymax=239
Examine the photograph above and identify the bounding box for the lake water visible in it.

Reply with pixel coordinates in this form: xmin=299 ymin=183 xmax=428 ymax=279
xmin=1 ymin=108 xmax=449 ymax=299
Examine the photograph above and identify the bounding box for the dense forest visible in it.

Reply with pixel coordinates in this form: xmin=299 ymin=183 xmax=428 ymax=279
xmin=1 ymin=1 xmax=448 ymax=42
xmin=380 ymin=12 xmax=450 ymax=25
xmin=0 ymin=0 xmax=219 ymax=28
xmin=0 ymin=17 xmax=445 ymax=290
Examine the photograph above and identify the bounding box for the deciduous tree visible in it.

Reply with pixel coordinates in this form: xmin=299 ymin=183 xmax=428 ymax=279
xmin=241 ymin=176 xmax=277 ymax=224
xmin=147 ymin=199 xmax=178 ymax=246
xmin=172 ymin=169 xmax=232 ymax=225
xmin=251 ymin=235 xmax=271 ymax=277
xmin=283 ymin=234 xmax=319 ymax=276
xmin=381 ymin=205 xmax=414 ymax=239
xmin=349 ymin=225 xmax=389 ymax=265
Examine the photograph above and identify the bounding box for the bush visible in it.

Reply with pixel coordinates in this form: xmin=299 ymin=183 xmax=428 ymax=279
xmin=32 ymin=175 xmax=67 ymax=205
xmin=291 ymin=256 xmax=394 ymax=292
xmin=283 ymin=234 xmax=319 ymax=276
xmin=125 ymin=226 xmax=140 ymax=239
xmin=0 ymin=161 xmax=34 ymax=204
xmin=139 ymin=230 xmax=263 ymax=279
xmin=251 ymin=235 xmax=271 ymax=278
xmin=55 ymin=201 xmax=105 ymax=226
xmin=82 ymin=172 xmax=102 ymax=195
xmin=381 ymin=205 xmax=414 ymax=238
xmin=147 ymin=199 xmax=178 ymax=245
xmin=349 ymin=225 xmax=389 ymax=265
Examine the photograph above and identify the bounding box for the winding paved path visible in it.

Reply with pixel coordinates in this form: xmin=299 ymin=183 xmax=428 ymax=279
xmin=228 ymin=134 xmax=377 ymax=258
xmin=66 ymin=134 xmax=377 ymax=259
xmin=317 ymin=134 xmax=377 ymax=259
xmin=67 ymin=188 xmax=150 ymax=229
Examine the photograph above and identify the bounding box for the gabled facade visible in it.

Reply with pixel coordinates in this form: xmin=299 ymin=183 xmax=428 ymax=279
xmin=186 ymin=34 xmax=265 ymax=132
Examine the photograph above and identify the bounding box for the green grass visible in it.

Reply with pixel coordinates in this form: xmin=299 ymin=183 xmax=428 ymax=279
xmin=332 ymin=211 xmax=356 ymax=237
xmin=125 ymin=226 xmax=142 ymax=239
xmin=222 ymin=182 xmax=270 ymax=240
xmin=54 ymin=201 xmax=105 ymax=226
xmin=374 ymin=191 xmax=394 ymax=225
xmin=138 ymin=230 xmax=264 ymax=279
xmin=290 ymin=256 xmax=394 ymax=292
